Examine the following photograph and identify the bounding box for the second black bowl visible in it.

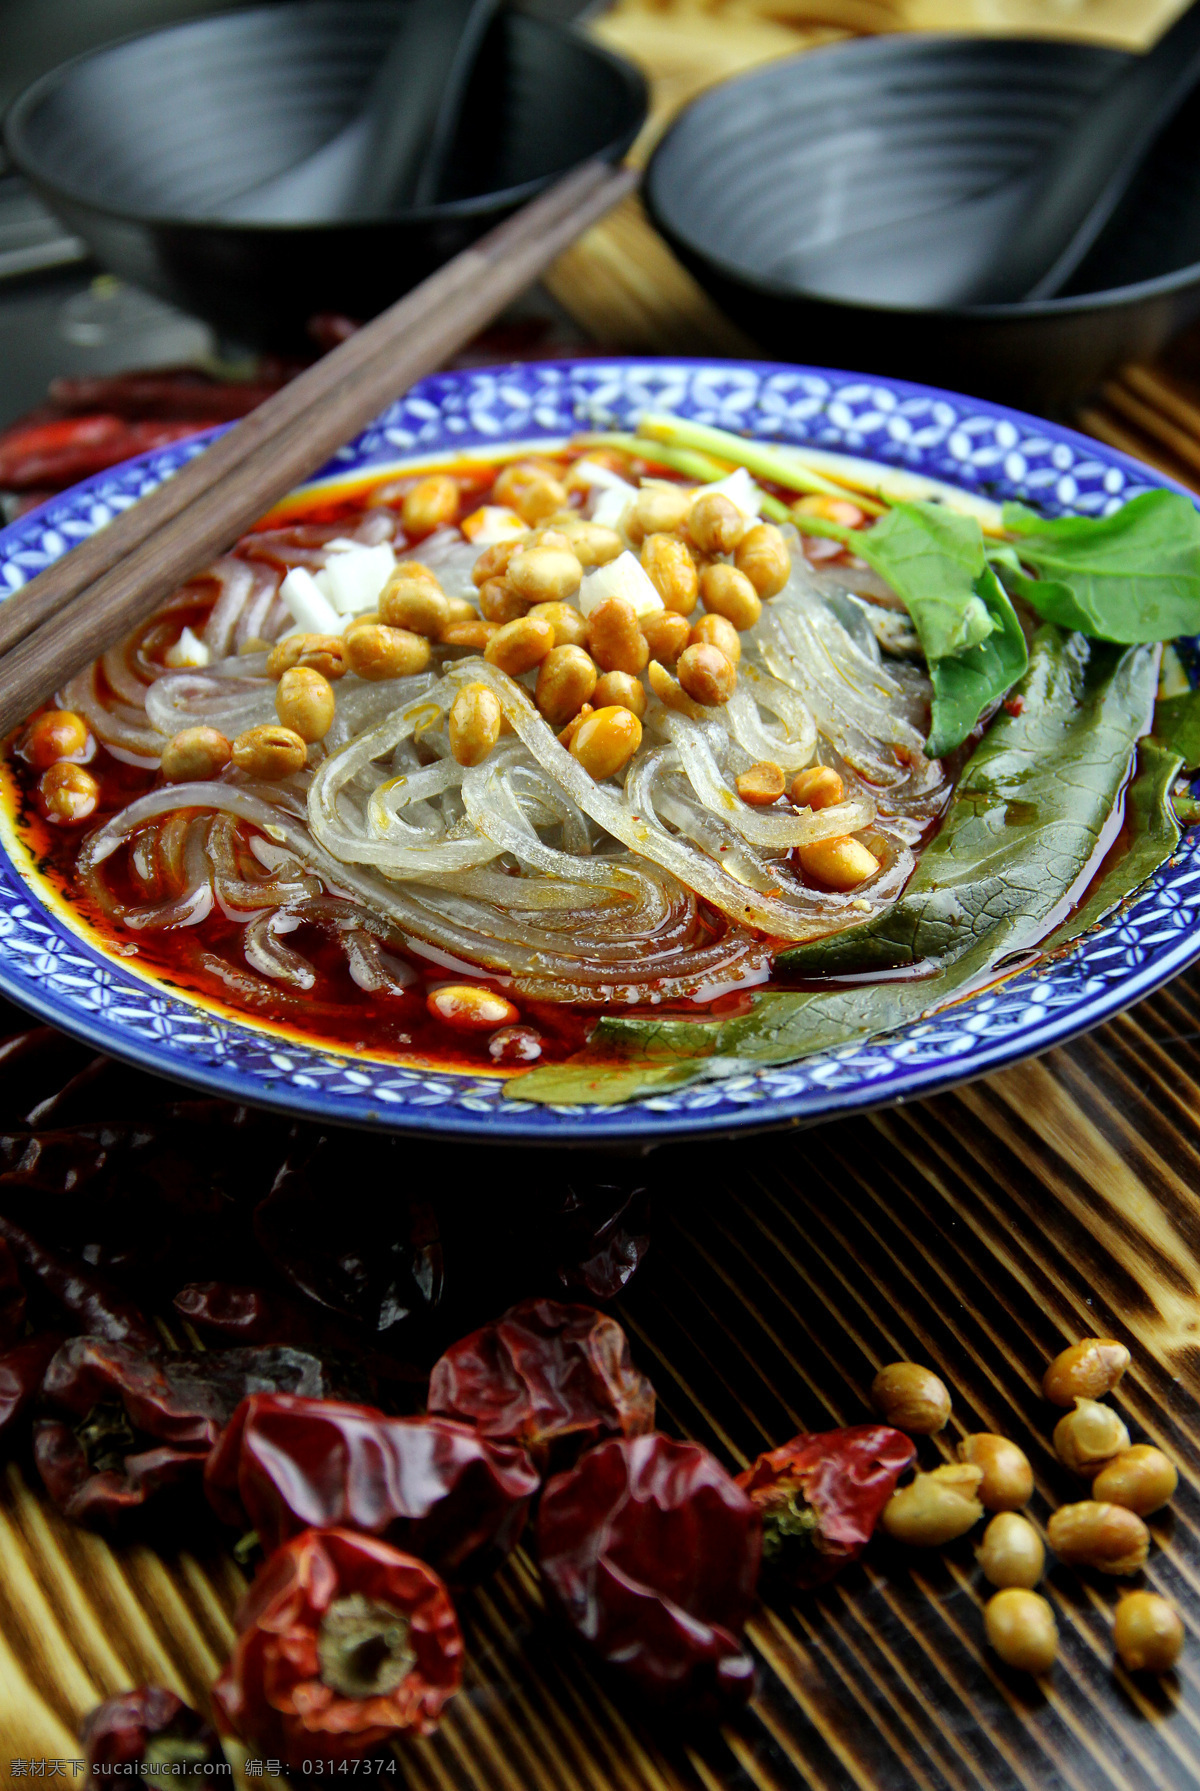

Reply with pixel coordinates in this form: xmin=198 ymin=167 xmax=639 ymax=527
xmin=6 ymin=0 xmax=647 ymax=350
xmin=645 ymin=34 xmax=1200 ymax=411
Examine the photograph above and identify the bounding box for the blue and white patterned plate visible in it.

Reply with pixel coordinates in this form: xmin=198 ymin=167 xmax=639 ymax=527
xmin=0 ymin=357 xmax=1196 ymax=1145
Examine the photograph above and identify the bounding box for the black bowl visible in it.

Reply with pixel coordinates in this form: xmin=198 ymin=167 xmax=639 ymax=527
xmin=645 ymin=34 xmax=1200 ymax=412
xmin=5 ymin=0 xmax=646 ymax=350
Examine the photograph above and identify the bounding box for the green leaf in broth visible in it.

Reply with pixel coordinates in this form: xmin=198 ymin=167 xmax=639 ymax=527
xmin=925 ymin=566 xmax=1028 ymax=759
xmin=509 ymin=629 xmax=1158 ymax=1105
xmin=779 ymin=627 xmax=1157 ymax=977
xmin=503 ymin=1057 xmax=712 ymax=1108
xmin=851 ymin=502 xmax=993 ymax=658
xmin=1046 ymin=740 xmax=1182 ymax=951
xmin=1001 ymin=492 xmax=1200 ymax=643
xmin=796 ymin=503 xmax=1027 ymax=754
xmin=1152 ymin=688 xmax=1200 ymax=772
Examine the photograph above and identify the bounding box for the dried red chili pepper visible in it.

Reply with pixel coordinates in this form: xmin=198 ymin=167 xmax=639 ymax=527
xmin=0 ymin=1333 xmax=62 ymax=1441
xmin=44 ymin=1336 xmax=327 ymax=1442
xmin=736 ymin=1425 xmax=916 ymax=1588
xmin=0 ymin=1236 xmax=27 ymax=1347
xmin=173 ymin=1283 xmax=297 ymax=1346
xmin=0 ymin=1025 xmax=95 ymax=1128
xmin=0 ymin=1213 xmax=158 ymax=1350
xmin=0 ymin=1099 xmax=287 ymax=1264
xmin=49 ymin=368 xmax=284 ymax=421
xmin=554 ymin=1179 xmax=651 ymax=1301
xmin=0 ymin=415 xmax=202 ymax=489
xmin=35 ymin=1417 xmax=210 ymax=1527
xmin=213 ymin=1527 xmax=462 ymax=1767
xmin=428 ymin=1297 xmax=655 ymax=1471
xmin=34 ymin=1337 xmax=326 ymax=1528
xmin=306 ymin=314 xmax=361 ymax=352
xmin=81 ymin=1686 xmax=219 ymax=1780
xmin=255 ymin=1139 xmax=443 ymax=1341
xmin=206 ymin=1393 xmax=537 ymax=1579
xmin=537 ymin=1433 xmax=761 ymax=1712
xmin=172 ymin=1283 xmax=426 ymax=1409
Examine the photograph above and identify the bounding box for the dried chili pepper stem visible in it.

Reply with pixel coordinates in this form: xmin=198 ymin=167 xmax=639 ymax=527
xmin=737 ymin=1426 xmax=916 ymax=1588
xmin=759 ymin=1487 xmax=822 ymax=1561
xmin=214 ymin=1528 xmax=462 ymax=1767
xmin=80 ymin=1687 xmax=219 ymax=1781
xmin=75 ymin=1403 xmax=137 ymax=1474
xmin=317 ymin=1594 xmax=416 ymax=1699
xmin=142 ymin=1735 xmax=215 ymax=1771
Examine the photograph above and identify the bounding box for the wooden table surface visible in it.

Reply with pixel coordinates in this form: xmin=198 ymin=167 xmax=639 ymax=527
xmin=8 ymin=5 xmax=1200 ymax=1788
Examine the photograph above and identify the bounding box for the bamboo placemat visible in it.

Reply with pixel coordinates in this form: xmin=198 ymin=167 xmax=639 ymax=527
xmin=7 ymin=4 xmax=1200 ymax=1788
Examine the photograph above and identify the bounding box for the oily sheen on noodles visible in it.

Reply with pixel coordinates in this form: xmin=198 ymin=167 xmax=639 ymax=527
xmin=66 ymin=507 xmax=941 ymax=1009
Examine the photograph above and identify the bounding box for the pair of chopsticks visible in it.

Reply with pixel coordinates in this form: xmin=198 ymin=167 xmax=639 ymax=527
xmin=0 ymin=158 xmax=638 ymax=740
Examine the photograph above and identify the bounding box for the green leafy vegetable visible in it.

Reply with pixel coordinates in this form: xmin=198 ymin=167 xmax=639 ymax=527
xmin=1000 ymin=492 xmax=1200 ymax=643
xmin=1153 ymin=687 xmax=1200 ymax=772
xmin=1046 ymin=741 xmax=1182 ymax=951
xmin=925 ymin=566 xmax=1029 ymax=759
xmin=509 ymin=629 xmax=1157 ymax=1105
xmin=799 ymin=503 xmax=1028 ymax=756
xmin=505 ymin=1058 xmax=710 ymax=1108
xmin=848 ymin=502 xmax=992 ymax=656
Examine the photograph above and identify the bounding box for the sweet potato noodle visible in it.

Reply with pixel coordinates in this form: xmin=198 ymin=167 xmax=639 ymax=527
xmin=66 ymin=506 xmax=947 ymax=1011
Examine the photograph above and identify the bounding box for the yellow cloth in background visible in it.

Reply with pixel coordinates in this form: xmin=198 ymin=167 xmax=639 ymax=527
xmin=903 ymin=0 xmax=1178 ymax=46
xmin=544 ymin=0 xmax=1189 ymax=350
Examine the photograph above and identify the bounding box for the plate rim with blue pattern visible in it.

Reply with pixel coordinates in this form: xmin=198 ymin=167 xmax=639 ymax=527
xmin=0 ymin=355 xmax=1195 ymax=1145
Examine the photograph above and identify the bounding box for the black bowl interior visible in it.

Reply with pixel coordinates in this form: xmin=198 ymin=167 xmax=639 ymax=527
xmin=647 ymin=37 xmax=1143 ymax=305
xmin=644 ymin=34 xmax=1200 ymax=407
xmin=3 ymin=0 xmax=645 ymax=346
xmin=8 ymin=0 xmax=642 ymax=220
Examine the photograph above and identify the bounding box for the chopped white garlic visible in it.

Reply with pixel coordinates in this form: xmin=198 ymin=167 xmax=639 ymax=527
xmin=701 ymin=465 xmax=763 ymax=520
xmin=461 ymin=505 xmax=528 ymax=545
xmin=314 ymin=541 xmax=396 ymax=615
xmin=279 ymin=566 xmax=342 ymax=636
xmin=578 ymin=550 xmax=664 ymax=620
xmin=573 ymin=460 xmax=632 ymax=492
xmin=589 ymin=479 xmax=638 ymax=531
xmin=164 ymin=625 xmax=210 ymax=668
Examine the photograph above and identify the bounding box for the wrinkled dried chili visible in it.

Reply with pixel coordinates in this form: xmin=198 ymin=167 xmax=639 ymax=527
xmin=174 ymin=1283 xmax=302 ymax=1347
xmin=81 ymin=1687 xmax=219 ymax=1781
xmin=0 ymin=416 xmax=202 ymax=489
xmin=35 ymin=1336 xmax=326 ymax=1527
xmin=213 ymin=1527 xmax=462 ymax=1767
xmin=255 ymin=1142 xmax=443 ymax=1340
xmin=737 ymin=1425 xmax=916 ymax=1587
xmin=0 ymin=1213 xmax=158 ymax=1350
xmin=49 ymin=369 xmax=284 ymax=421
xmin=537 ymin=1432 xmax=761 ymax=1711
xmin=428 ymin=1297 xmax=655 ymax=1471
xmin=0 ymin=1237 xmax=27 ymax=1347
xmin=0 ymin=1026 xmax=95 ymax=1128
xmin=206 ymin=1393 xmax=538 ymax=1579
xmin=0 ymin=1333 xmax=62 ymax=1441
xmin=554 ymin=1180 xmax=651 ymax=1301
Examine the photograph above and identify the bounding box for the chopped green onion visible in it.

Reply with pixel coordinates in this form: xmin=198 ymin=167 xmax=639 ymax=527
xmin=635 ymin=413 xmax=886 ymax=514
xmin=788 ymin=511 xmax=854 ymax=543
xmin=580 ymin=430 xmax=791 ymax=522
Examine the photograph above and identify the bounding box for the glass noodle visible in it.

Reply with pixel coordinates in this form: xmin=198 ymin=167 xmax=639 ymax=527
xmin=61 ymin=471 xmax=947 ymax=1013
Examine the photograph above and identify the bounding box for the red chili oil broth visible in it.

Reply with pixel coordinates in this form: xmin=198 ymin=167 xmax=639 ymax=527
xmin=0 ymin=447 xmax=925 ymax=1076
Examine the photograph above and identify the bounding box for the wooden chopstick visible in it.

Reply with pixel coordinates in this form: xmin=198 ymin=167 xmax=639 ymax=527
xmin=0 ymin=157 xmax=636 ymax=739
xmin=0 ymin=157 xmax=624 ymax=659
